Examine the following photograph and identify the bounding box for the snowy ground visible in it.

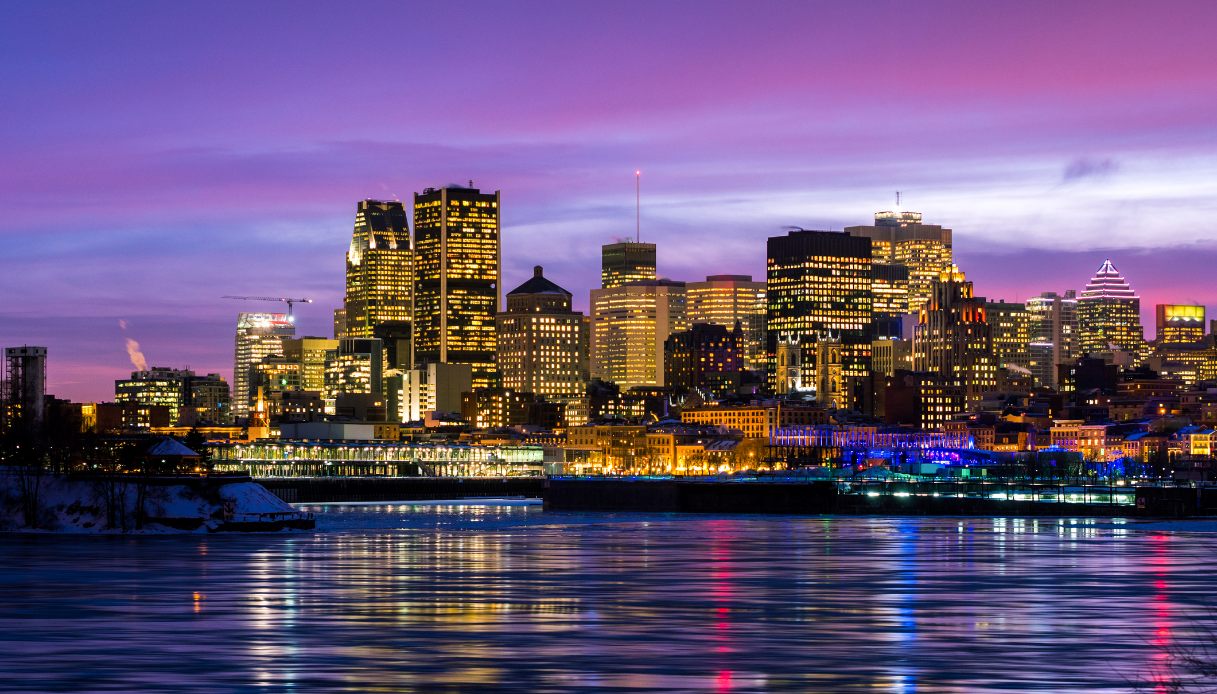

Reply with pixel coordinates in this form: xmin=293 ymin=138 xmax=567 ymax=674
xmin=0 ymin=471 xmax=297 ymax=533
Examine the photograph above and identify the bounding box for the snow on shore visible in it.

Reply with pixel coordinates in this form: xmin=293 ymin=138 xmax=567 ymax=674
xmin=0 ymin=471 xmax=300 ymax=533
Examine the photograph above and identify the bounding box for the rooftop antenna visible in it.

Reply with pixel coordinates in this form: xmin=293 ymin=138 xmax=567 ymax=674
xmin=635 ymin=169 xmax=641 ymax=243
xmin=896 ymin=191 xmax=902 ymax=209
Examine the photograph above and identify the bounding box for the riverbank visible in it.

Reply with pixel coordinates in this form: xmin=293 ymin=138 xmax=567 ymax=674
xmin=0 ymin=471 xmax=313 ymax=533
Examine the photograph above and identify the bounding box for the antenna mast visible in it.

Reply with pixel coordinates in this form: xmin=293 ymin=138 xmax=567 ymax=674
xmin=635 ymin=170 xmax=641 ymax=243
xmin=896 ymin=190 xmax=901 ymax=208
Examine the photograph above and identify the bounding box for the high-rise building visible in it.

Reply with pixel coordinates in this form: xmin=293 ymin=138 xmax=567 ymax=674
xmin=664 ymin=322 xmax=743 ymax=397
xmin=3 ymin=346 xmax=47 ymax=435
xmin=845 ymin=210 xmax=952 ymax=312
xmin=871 ymin=263 xmax=911 ymax=339
xmin=766 ymin=229 xmax=872 ymax=399
xmin=282 ymin=337 xmax=339 ymax=392
xmin=601 ymin=241 xmax=656 ymax=289
xmin=913 ymin=266 xmax=996 ymax=413
xmin=1026 ymin=290 xmax=1078 ymax=389
xmin=590 ymin=279 xmax=688 ymax=389
xmin=233 ymin=312 xmax=294 ymax=420
xmin=115 ymin=367 xmax=231 ymax=426
xmin=413 ymin=184 xmax=500 ymax=388
xmin=1156 ymin=304 xmax=1205 ymax=345
xmin=1077 ymin=259 xmax=1145 ymax=357
xmin=324 ymin=338 xmax=383 ymax=401
xmin=343 ymin=200 xmax=412 ymax=340
xmin=686 ymin=275 xmax=767 ymax=370
xmin=985 ymin=300 xmax=1031 ymax=374
xmin=400 ymin=362 xmax=472 ymax=422
xmin=496 ymin=266 xmax=585 ymax=401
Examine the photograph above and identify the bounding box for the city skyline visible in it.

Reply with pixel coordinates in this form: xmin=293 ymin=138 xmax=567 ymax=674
xmin=3 ymin=1 xmax=1217 ymax=401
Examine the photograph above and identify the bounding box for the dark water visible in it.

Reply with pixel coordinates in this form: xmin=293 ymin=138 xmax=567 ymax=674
xmin=1 ymin=503 xmax=1215 ymax=693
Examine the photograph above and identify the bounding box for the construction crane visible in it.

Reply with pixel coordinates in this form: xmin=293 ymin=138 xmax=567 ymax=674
xmin=222 ymin=295 xmax=313 ymax=321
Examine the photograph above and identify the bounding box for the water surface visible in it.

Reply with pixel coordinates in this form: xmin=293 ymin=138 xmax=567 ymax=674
xmin=1 ymin=503 xmax=1214 ymax=692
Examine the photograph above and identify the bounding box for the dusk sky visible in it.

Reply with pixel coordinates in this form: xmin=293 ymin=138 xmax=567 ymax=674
xmin=3 ymin=1 xmax=1216 ymax=402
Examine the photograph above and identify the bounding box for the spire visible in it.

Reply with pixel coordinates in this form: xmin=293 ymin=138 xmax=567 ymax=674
xmin=1081 ymin=258 xmax=1139 ymax=300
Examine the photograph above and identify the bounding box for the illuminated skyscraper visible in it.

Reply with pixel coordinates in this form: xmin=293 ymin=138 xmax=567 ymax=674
xmin=664 ymin=323 xmax=744 ymax=397
xmin=913 ymin=266 xmax=996 ymax=414
xmin=845 ymin=210 xmax=952 ymax=312
xmin=343 ymin=200 xmax=412 ymax=341
xmin=1026 ymin=290 xmax=1078 ymax=389
xmin=985 ymin=300 xmax=1031 ymax=374
xmin=413 ymin=184 xmax=500 ymax=388
xmin=1077 ymin=259 xmax=1145 ymax=357
xmin=590 ymin=279 xmax=687 ymax=389
xmin=496 ymin=266 xmax=585 ymax=400
xmin=282 ymin=337 xmax=339 ymax=392
xmin=601 ymin=241 xmax=656 ymax=289
xmin=233 ymin=312 xmax=294 ymax=419
xmin=686 ymin=275 xmax=766 ymax=370
xmin=1156 ymin=304 xmax=1205 ymax=344
xmin=766 ymin=229 xmax=872 ymax=397
xmin=871 ymin=263 xmax=911 ymax=339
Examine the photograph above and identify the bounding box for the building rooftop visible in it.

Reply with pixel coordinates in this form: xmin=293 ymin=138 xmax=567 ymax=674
xmin=507 ymin=266 xmax=571 ymax=296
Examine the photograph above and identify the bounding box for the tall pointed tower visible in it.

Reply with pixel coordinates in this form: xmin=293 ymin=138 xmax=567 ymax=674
xmin=1076 ymin=259 xmax=1145 ymax=357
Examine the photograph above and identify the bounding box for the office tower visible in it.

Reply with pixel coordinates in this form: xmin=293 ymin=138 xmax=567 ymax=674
xmin=324 ymin=338 xmax=383 ymax=400
xmin=985 ymin=300 xmax=1031 ymax=374
xmin=233 ymin=312 xmax=294 ymax=419
xmin=1077 ymin=259 xmax=1145 ymax=357
xmin=413 ymin=184 xmax=500 ymax=388
xmin=496 ymin=266 xmax=585 ymax=401
xmin=601 ymin=241 xmax=656 ymax=289
xmin=1026 ymin=290 xmax=1078 ymax=389
xmin=871 ymin=263 xmax=911 ymax=339
xmin=664 ymin=322 xmax=743 ymax=397
xmin=343 ymin=200 xmax=413 ymax=340
xmin=401 ymin=362 xmax=472 ymax=422
xmin=845 ymin=210 xmax=952 ymax=312
xmin=590 ymin=279 xmax=688 ymax=389
xmin=686 ymin=274 xmax=767 ymax=370
xmin=871 ymin=337 xmax=913 ymax=377
xmin=115 ymin=368 xmax=231 ymax=426
xmin=913 ymin=266 xmax=996 ymax=412
xmin=332 ymin=309 xmax=347 ymax=340
xmin=282 ymin=337 xmax=339 ymax=392
xmin=1156 ymin=304 xmax=1205 ymax=344
xmin=3 ymin=346 xmax=47 ymax=435
xmin=766 ymin=229 xmax=872 ymax=398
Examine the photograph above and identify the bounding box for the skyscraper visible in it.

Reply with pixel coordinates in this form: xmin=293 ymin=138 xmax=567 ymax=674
xmin=601 ymin=241 xmax=656 ymax=289
xmin=686 ymin=274 xmax=767 ymax=370
xmin=664 ymin=323 xmax=744 ymax=397
xmin=412 ymin=184 xmax=501 ymax=389
xmin=985 ymin=300 xmax=1031 ymax=374
xmin=1156 ymin=304 xmax=1205 ymax=344
xmin=766 ymin=229 xmax=872 ymax=399
xmin=845 ymin=210 xmax=952 ymax=312
xmin=1026 ymin=290 xmax=1078 ymax=389
xmin=1077 ymin=259 xmax=1145 ymax=357
xmin=496 ymin=266 xmax=585 ymax=400
xmin=871 ymin=263 xmax=911 ymax=339
xmin=913 ymin=266 xmax=996 ymax=414
xmin=343 ymin=200 xmax=412 ymax=340
xmin=590 ymin=279 xmax=687 ymax=389
xmin=233 ymin=312 xmax=294 ymax=419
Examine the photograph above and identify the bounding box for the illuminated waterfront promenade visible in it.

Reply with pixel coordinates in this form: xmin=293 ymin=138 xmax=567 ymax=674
xmin=209 ymin=440 xmax=549 ymax=477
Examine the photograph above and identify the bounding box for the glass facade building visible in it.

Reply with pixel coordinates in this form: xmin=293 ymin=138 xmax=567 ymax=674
xmin=343 ymin=200 xmax=412 ymax=340
xmin=1077 ymin=259 xmax=1145 ymax=357
xmin=601 ymin=241 xmax=656 ymax=289
xmin=845 ymin=210 xmax=952 ymax=313
xmin=233 ymin=312 xmax=294 ymax=419
xmin=686 ymin=274 xmax=767 ymax=370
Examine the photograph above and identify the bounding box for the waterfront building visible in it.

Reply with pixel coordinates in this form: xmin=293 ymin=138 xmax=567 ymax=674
xmin=115 ymin=367 xmax=231 ymax=426
xmin=663 ymin=322 xmax=744 ymax=397
xmin=342 ymin=200 xmax=412 ymax=340
xmin=686 ymin=275 xmax=767 ymax=370
xmin=1156 ymin=304 xmax=1206 ymax=345
xmin=601 ymin=241 xmax=656 ymax=289
xmin=590 ymin=279 xmax=688 ymax=389
xmin=400 ymin=362 xmax=472 ymax=423
xmin=1076 ymin=259 xmax=1145 ymax=358
xmin=412 ymin=184 xmax=500 ymax=389
xmin=2 ymin=345 xmax=46 ymax=435
xmin=680 ymin=402 xmax=829 ymax=439
xmin=1026 ymin=290 xmax=1078 ymax=389
xmin=985 ymin=300 xmax=1032 ymax=374
xmin=913 ymin=266 xmax=996 ymax=414
xmin=495 ymin=266 xmax=585 ymax=401
xmin=233 ymin=313 xmax=294 ymax=420
xmin=844 ymin=210 xmax=952 ymax=312
xmin=766 ymin=229 xmax=872 ymax=402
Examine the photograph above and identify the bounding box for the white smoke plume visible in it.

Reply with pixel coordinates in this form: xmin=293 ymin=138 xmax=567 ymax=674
xmin=118 ymin=320 xmax=149 ymax=372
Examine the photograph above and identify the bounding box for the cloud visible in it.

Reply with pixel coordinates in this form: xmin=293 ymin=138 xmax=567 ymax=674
xmin=1063 ymin=157 xmax=1119 ymax=182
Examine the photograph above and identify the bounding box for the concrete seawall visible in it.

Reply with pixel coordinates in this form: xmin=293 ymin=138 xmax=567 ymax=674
xmin=260 ymin=477 xmax=544 ymax=504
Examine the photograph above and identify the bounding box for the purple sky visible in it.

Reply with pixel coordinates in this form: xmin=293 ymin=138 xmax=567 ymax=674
xmin=3 ymin=1 xmax=1217 ymax=402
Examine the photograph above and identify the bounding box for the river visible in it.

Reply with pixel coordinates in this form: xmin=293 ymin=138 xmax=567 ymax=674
xmin=1 ymin=502 xmax=1214 ymax=692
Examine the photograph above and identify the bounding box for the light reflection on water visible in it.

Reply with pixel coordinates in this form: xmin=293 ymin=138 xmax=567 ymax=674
xmin=0 ymin=503 xmax=1215 ymax=692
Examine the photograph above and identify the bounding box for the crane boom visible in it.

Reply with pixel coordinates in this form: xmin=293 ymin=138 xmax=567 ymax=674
xmin=222 ymin=295 xmax=313 ymax=320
